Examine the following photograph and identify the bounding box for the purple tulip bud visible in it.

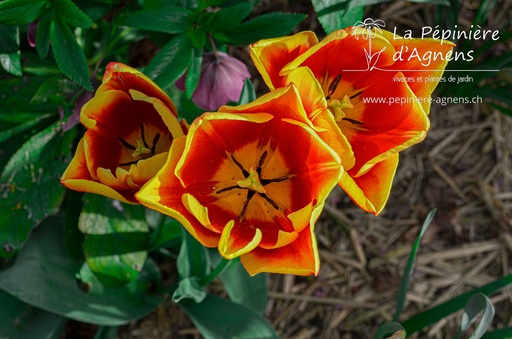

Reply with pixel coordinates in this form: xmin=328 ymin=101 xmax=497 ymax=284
xmin=176 ymin=52 xmax=251 ymax=111
xmin=27 ymin=19 xmax=39 ymax=48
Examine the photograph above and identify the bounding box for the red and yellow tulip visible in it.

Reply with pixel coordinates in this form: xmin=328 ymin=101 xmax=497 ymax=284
xmin=251 ymin=27 xmax=454 ymax=214
xmin=136 ymin=84 xmax=343 ymax=275
xmin=61 ymin=62 xmax=186 ymax=204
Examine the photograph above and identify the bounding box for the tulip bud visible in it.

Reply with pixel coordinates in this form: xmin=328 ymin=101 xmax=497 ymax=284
xmin=176 ymin=52 xmax=251 ymax=111
xmin=27 ymin=19 xmax=39 ymax=48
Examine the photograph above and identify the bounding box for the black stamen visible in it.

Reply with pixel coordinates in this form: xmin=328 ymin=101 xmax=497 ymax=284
xmin=151 ymin=133 xmax=160 ymax=154
xmin=350 ymin=90 xmax=364 ymax=99
xmin=240 ymin=190 xmax=256 ymax=219
xmin=257 ymin=151 xmax=267 ymax=176
xmin=261 ymin=176 xmax=289 ymax=186
xmin=140 ymin=124 xmax=150 ymax=149
xmin=216 ymin=185 xmax=240 ymax=194
xmin=259 ymin=193 xmax=279 ymax=210
xmin=231 ymin=155 xmax=249 ymax=178
xmin=119 ymin=138 xmax=136 ymax=150
xmin=342 ymin=118 xmax=365 ymax=126
xmin=326 ymin=74 xmax=342 ymax=100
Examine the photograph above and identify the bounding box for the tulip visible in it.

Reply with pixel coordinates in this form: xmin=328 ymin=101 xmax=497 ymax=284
xmin=250 ymin=28 xmax=454 ymax=214
xmin=176 ymin=52 xmax=251 ymax=111
xmin=136 ymin=83 xmax=343 ymax=275
xmin=27 ymin=19 xmax=38 ymax=48
xmin=61 ymin=62 xmax=185 ymax=203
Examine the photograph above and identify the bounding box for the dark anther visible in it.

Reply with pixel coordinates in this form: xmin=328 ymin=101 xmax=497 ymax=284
xmin=261 ymin=176 xmax=289 ymax=186
xmin=151 ymin=133 xmax=160 ymax=154
xmin=342 ymin=118 xmax=364 ymax=126
xmin=216 ymin=185 xmax=240 ymax=194
xmin=257 ymin=151 xmax=267 ymax=176
xmin=260 ymin=193 xmax=279 ymax=210
xmin=350 ymin=90 xmax=364 ymax=99
xmin=140 ymin=124 xmax=149 ymax=149
xmin=231 ymin=155 xmax=249 ymax=178
xmin=119 ymin=137 xmax=136 ymax=150
xmin=326 ymin=74 xmax=342 ymax=100
xmin=240 ymin=190 xmax=256 ymax=219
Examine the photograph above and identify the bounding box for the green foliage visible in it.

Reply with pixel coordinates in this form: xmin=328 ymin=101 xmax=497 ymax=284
xmin=79 ymin=194 xmax=150 ymax=287
xmin=179 ymin=294 xmax=279 ymax=339
xmin=0 ymin=216 xmax=163 ymax=326
xmin=0 ymin=289 xmax=65 ymax=339
xmin=0 ymin=0 xmax=47 ymax=25
xmin=312 ymin=0 xmax=364 ymax=33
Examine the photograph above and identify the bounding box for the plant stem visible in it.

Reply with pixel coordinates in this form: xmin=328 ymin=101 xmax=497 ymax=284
xmin=200 ymin=258 xmax=232 ymax=287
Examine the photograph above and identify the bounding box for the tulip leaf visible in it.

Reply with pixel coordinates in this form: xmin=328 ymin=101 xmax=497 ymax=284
xmin=185 ymin=47 xmax=203 ymax=99
xmin=0 ymin=216 xmax=163 ymax=326
xmin=481 ymin=327 xmax=512 ymax=339
xmin=79 ymin=194 xmax=150 ymax=287
xmin=177 ymin=227 xmax=210 ymax=279
xmin=0 ymin=112 xmax=54 ymax=144
xmin=237 ymin=79 xmax=256 ymax=105
xmin=0 ymin=0 xmax=47 ymax=25
xmin=0 ymin=123 xmax=77 ymax=260
xmin=374 ymin=322 xmax=406 ymax=339
xmin=458 ymin=293 xmax=495 ymax=339
xmin=172 ymin=277 xmax=207 ymax=303
xmin=148 ymin=217 xmax=182 ymax=250
xmin=145 ymin=34 xmax=193 ymax=89
xmin=0 ymin=289 xmax=66 ymax=339
xmin=219 ymin=258 xmax=268 ymax=314
xmin=53 ymin=0 xmax=93 ymax=28
xmin=221 ymin=12 xmax=307 ymax=45
xmin=179 ymin=294 xmax=279 ymax=339
xmin=116 ymin=6 xmax=192 ymax=34
xmin=50 ymin=18 xmax=92 ymax=91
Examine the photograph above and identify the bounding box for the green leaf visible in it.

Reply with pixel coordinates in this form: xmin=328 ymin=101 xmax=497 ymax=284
xmin=0 ymin=123 xmax=77 ymax=259
xmin=476 ymin=87 xmax=512 ymax=106
xmin=94 ymin=326 xmax=118 ymax=339
xmin=473 ymin=0 xmax=496 ymax=26
xmin=458 ymin=293 xmax=495 ymax=339
xmin=402 ymin=274 xmax=512 ymax=334
xmin=177 ymin=227 xmax=210 ymax=279
xmin=199 ymin=2 xmax=253 ymax=33
xmin=0 ymin=216 xmax=163 ymax=326
xmin=374 ymin=322 xmax=406 ymax=339
xmin=79 ymin=194 xmax=150 ymax=287
xmin=482 ymin=327 xmax=512 ymax=339
xmin=0 ymin=52 xmax=21 ymax=76
xmin=148 ymin=217 xmax=182 ymax=250
xmin=50 ymin=18 xmax=92 ymax=90
xmin=220 ymin=258 xmax=267 ymax=314
xmin=116 ymin=6 xmax=191 ymax=34
xmin=394 ymin=209 xmax=436 ymax=321
xmin=0 ymin=25 xmax=19 ymax=54
xmin=237 ymin=78 xmax=256 ymax=105
xmin=53 ymin=0 xmax=93 ymax=28
xmin=220 ymin=12 xmax=306 ymax=45
xmin=0 ymin=289 xmax=65 ymax=339
xmin=0 ymin=112 xmax=54 ymax=143
xmin=31 ymin=76 xmax=81 ymax=104
xmin=188 ymin=27 xmax=206 ymax=49
xmin=320 ymin=5 xmax=363 ymax=33
xmin=0 ymin=0 xmax=47 ymax=25
xmin=179 ymin=294 xmax=279 ymax=339
xmin=36 ymin=9 xmax=52 ymax=59
xmin=145 ymin=34 xmax=193 ymax=89
xmin=185 ymin=48 xmax=203 ymax=99
xmin=172 ymin=277 xmax=207 ymax=303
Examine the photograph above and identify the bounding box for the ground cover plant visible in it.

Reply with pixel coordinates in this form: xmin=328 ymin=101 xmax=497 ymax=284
xmin=0 ymin=0 xmax=511 ymax=338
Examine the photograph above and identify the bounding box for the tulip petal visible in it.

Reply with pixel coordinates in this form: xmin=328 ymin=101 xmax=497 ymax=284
xmin=218 ymin=220 xmax=262 ymax=259
xmin=379 ymin=29 xmax=455 ymax=113
xmin=99 ymin=62 xmax=177 ymax=116
xmin=339 ymin=153 xmax=399 ymax=214
xmin=240 ymin=203 xmax=322 ymax=276
xmin=136 ymin=136 xmax=220 ymax=247
xmin=250 ymin=31 xmax=318 ymax=90
xmin=61 ymin=138 xmax=137 ymax=203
